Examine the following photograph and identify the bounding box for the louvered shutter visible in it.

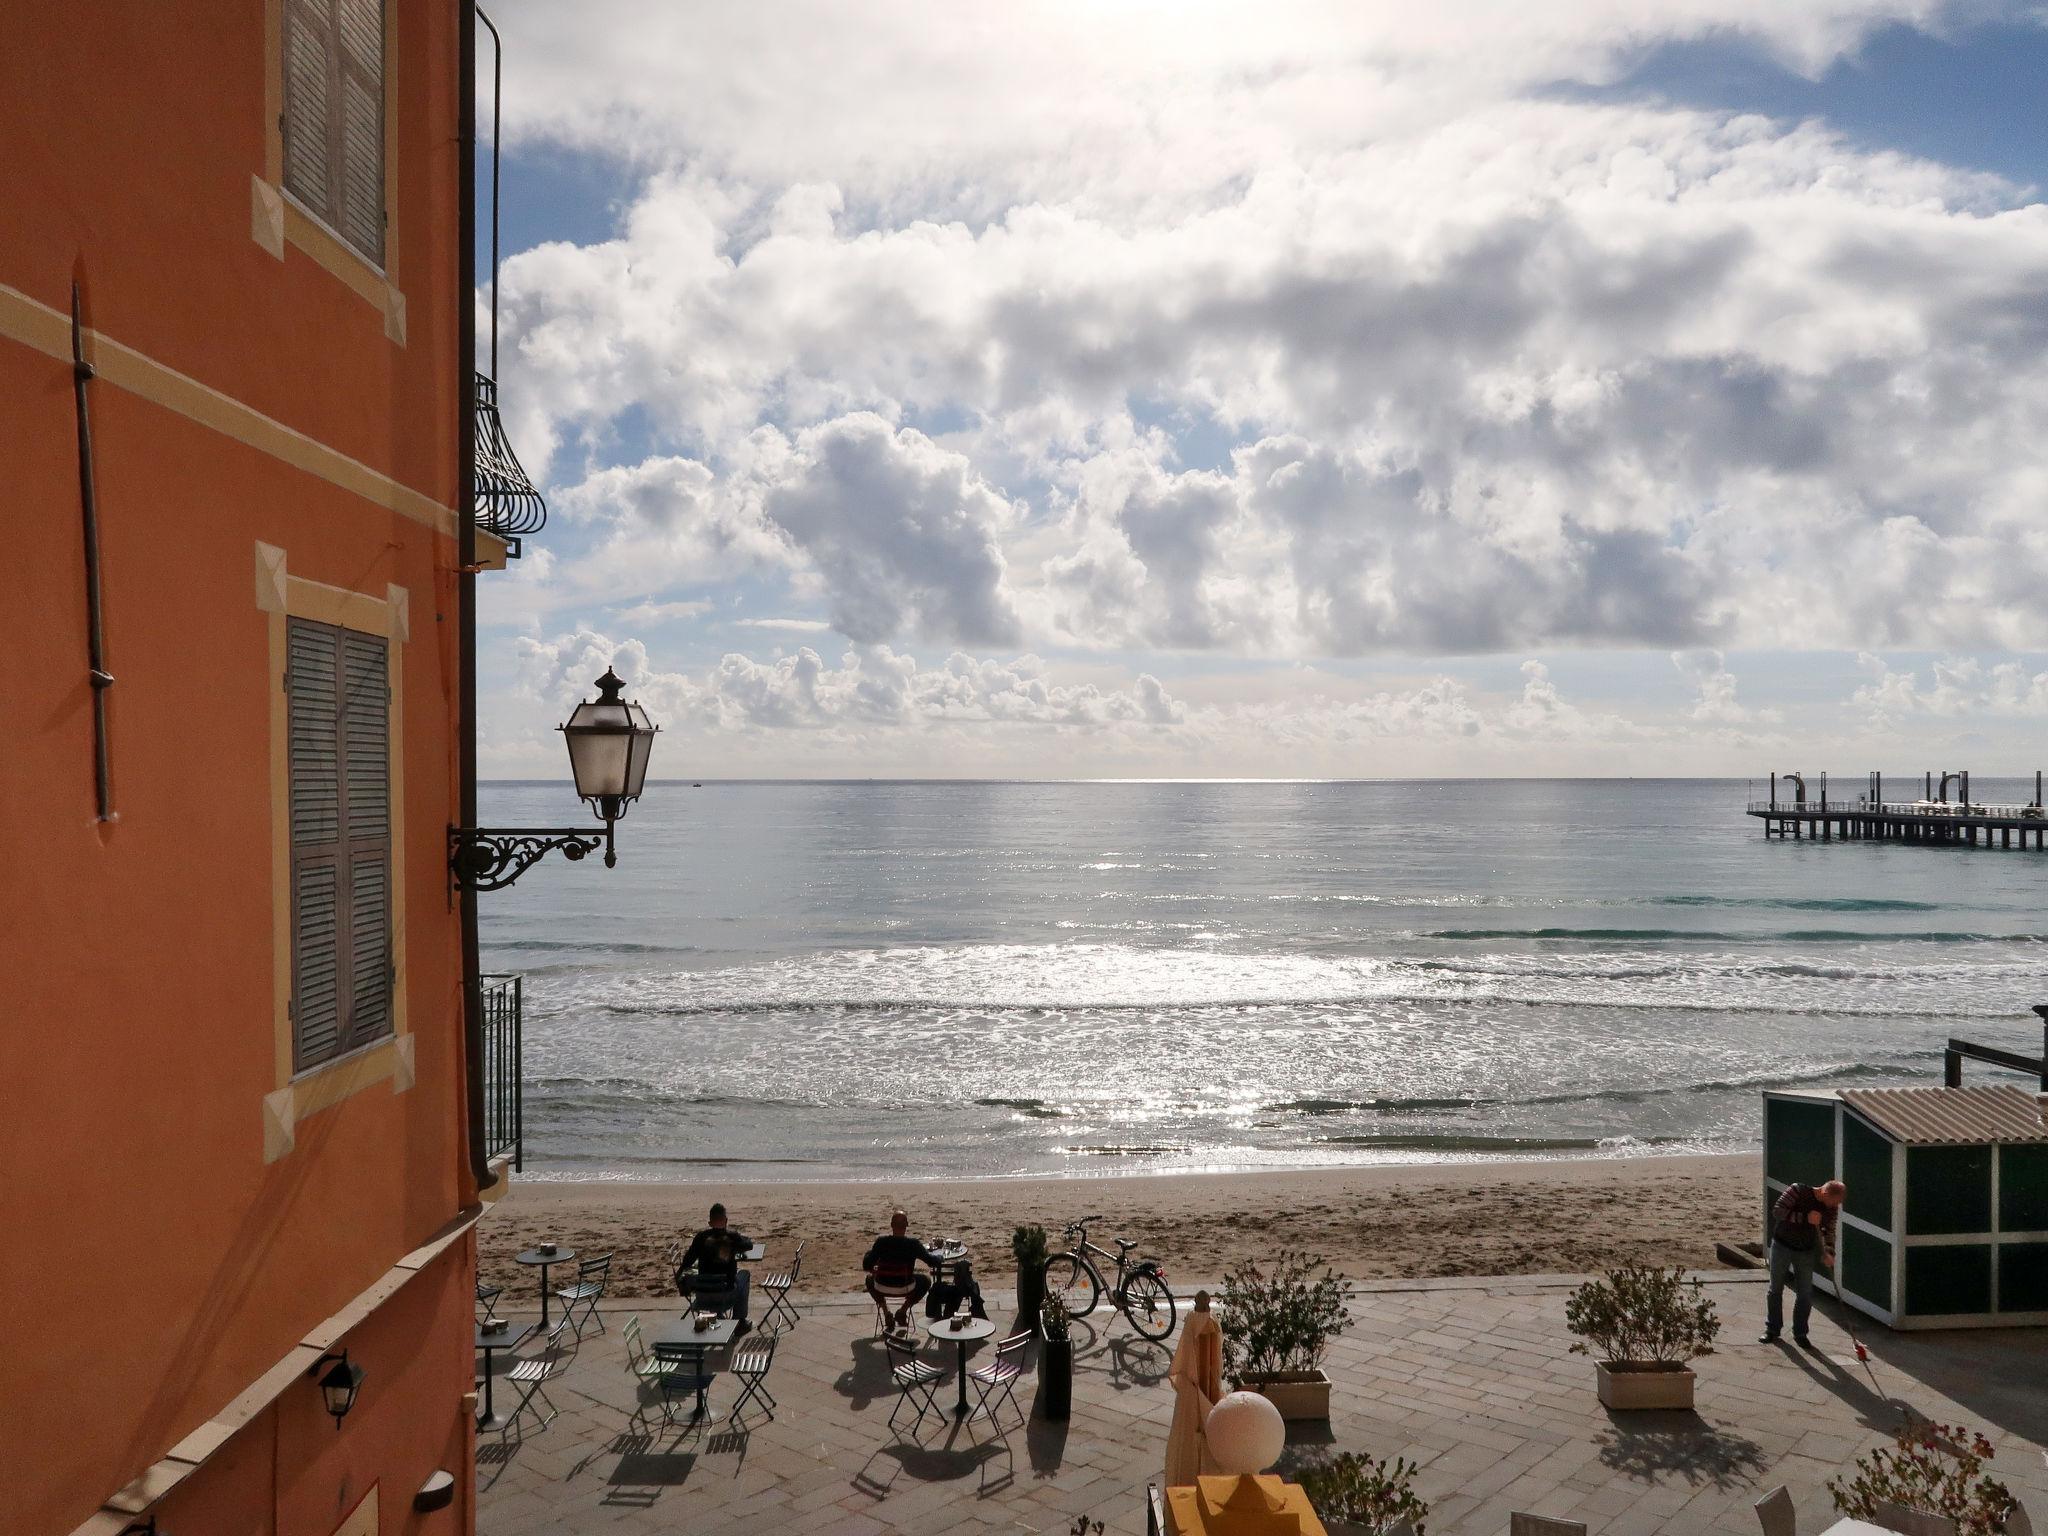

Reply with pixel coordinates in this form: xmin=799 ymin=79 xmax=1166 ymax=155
xmin=280 ymin=0 xmax=385 ymax=266
xmin=335 ymin=0 xmax=385 ymax=263
xmin=281 ymin=0 xmax=333 ymax=218
xmin=288 ymin=620 xmax=345 ymax=1068
xmin=287 ymin=618 xmax=393 ymax=1072
xmin=341 ymin=630 xmax=391 ymax=1049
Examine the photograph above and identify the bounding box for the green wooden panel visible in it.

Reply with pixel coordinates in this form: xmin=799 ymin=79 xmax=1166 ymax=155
xmin=1842 ymin=1115 xmax=1893 ymax=1231
xmin=1906 ymin=1146 xmax=1993 ymax=1235
xmin=1904 ymin=1245 xmax=1992 ymax=1316
xmin=1840 ymin=1225 xmax=1892 ymax=1313
xmin=1766 ymin=1098 xmax=1836 ymax=1187
xmin=2001 ymin=1145 xmax=2048 ymax=1233
xmin=2000 ymin=1243 xmax=2048 ymax=1313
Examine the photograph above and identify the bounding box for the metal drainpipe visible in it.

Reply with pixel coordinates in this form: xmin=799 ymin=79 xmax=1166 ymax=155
xmin=458 ymin=0 xmax=495 ymax=1196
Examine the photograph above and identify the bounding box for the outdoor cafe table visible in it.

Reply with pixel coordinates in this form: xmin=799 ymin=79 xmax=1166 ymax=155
xmin=927 ymin=1239 xmax=968 ymax=1284
xmin=514 ymin=1246 xmax=577 ymax=1325
xmin=652 ymin=1317 xmax=741 ymax=1417
xmin=473 ymin=1322 xmax=536 ymax=1428
xmin=923 ymin=1314 xmax=996 ymax=1416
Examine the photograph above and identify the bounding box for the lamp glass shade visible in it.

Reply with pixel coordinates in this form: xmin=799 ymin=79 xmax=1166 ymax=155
xmin=319 ymin=1357 xmax=365 ymax=1420
xmin=559 ymin=668 xmax=658 ymax=809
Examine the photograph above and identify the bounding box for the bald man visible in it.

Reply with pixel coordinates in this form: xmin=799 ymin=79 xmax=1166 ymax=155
xmin=863 ymin=1210 xmax=939 ymax=1333
xmin=1762 ymin=1178 xmax=1845 ymax=1348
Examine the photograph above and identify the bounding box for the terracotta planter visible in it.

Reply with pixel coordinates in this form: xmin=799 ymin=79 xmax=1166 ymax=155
xmin=1596 ymin=1361 xmax=1695 ymax=1411
xmin=1239 ymin=1369 xmax=1332 ymax=1421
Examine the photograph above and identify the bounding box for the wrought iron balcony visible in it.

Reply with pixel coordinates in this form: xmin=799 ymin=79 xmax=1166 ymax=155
xmin=473 ymin=372 xmax=546 ymax=556
xmin=480 ymin=971 xmax=523 ymax=1169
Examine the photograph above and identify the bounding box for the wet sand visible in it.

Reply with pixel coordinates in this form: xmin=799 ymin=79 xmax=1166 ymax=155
xmin=478 ymin=1152 xmax=1759 ymax=1299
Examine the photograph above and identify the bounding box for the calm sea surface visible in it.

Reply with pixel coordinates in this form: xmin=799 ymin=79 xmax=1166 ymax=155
xmin=477 ymin=779 xmax=2048 ymax=1182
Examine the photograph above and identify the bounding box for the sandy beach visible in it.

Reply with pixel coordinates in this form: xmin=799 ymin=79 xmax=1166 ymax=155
xmin=479 ymin=1152 xmax=1760 ymax=1300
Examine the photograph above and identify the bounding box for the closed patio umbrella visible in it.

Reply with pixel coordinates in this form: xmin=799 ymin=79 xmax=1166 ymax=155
xmin=1165 ymin=1294 xmax=1224 ymax=1487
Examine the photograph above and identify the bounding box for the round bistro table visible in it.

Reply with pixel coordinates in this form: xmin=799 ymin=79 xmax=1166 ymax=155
xmin=514 ymin=1246 xmax=578 ymax=1325
xmin=923 ymin=1313 xmax=997 ymax=1416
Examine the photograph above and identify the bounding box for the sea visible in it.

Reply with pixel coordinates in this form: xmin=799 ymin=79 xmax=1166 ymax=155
xmin=476 ymin=778 xmax=2048 ymax=1183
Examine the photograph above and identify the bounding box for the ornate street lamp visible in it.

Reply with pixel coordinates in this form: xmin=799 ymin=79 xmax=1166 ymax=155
xmin=309 ymin=1349 xmax=365 ymax=1428
xmin=449 ymin=668 xmax=660 ymax=890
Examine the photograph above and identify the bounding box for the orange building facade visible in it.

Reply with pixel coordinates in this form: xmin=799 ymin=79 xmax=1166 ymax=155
xmin=2 ymin=5 xmax=516 ymax=1534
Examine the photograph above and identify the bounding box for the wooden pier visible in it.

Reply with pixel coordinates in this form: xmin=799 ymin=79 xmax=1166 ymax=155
xmin=1748 ymin=769 xmax=2048 ymax=848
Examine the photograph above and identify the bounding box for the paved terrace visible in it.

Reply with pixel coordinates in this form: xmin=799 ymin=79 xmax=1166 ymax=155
xmin=477 ymin=1275 xmax=2047 ymax=1536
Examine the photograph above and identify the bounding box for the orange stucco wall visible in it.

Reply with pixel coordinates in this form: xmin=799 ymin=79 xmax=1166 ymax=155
xmin=0 ymin=5 xmax=478 ymax=1534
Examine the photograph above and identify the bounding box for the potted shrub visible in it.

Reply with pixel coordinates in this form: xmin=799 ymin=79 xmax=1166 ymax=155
xmin=1014 ymin=1224 xmax=1049 ymax=1334
xmin=1564 ymin=1263 xmax=1719 ymax=1411
xmin=1828 ymin=1420 xmax=2020 ymax=1536
xmin=1301 ymin=1451 xmax=1430 ymax=1536
xmin=1219 ymin=1249 xmax=1353 ymax=1421
xmin=1039 ymin=1292 xmax=1073 ymax=1420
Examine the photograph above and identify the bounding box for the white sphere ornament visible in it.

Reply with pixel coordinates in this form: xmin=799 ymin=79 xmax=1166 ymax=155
xmin=1204 ymin=1390 xmax=1285 ymax=1475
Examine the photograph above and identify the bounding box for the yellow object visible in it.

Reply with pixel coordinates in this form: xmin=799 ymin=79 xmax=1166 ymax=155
xmin=1166 ymin=1474 xmax=1329 ymax=1536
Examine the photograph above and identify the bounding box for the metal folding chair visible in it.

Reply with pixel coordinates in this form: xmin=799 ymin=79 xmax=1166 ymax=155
xmin=502 ymin=1350 xmax=565 ymax=1430
xmin=553 ymin=1252 xmax=611 ymax=1338
xmin=726 ymin=1331 xmax=779 ymax=1424
xmin=758 ymin=1240 xmax=806 ymax=1331
xmin=967 ymin=1330 xmax=1033 ymax=1428
xmin=651 ymin=1341 xmax=714 ymax=1425
xmin=884 ymin=1332 xmax=946 ymax=1433
xmin=475 ymin=1281 xmax=502 ymax=1324
xmin=871 ymin=1272 xmax=918 ymax=1336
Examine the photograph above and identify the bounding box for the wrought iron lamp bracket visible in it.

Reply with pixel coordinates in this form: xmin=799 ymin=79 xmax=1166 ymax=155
xmin=449 ymin=823 xmax=612 ymax=891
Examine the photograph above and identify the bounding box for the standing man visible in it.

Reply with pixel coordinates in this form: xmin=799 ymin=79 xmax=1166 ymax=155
xmin=675 ymin=1202 xmax=756 ymax=1333
xmin=1761 ymin=1178 xmax=1845 ymax=1348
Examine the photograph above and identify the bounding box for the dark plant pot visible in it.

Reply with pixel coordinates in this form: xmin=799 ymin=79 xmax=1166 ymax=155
xmin=1039 ymin=1338 xmax=1072 ymax=1419
xmin=1017 ymin=1263 xmax=1045 ymax=1333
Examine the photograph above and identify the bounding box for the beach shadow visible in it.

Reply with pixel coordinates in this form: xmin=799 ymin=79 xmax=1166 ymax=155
xmin=1782 ymin=1339 xmax=1912 ymax=1434
xmin=832 ymin=1336 xmax=897 ymax=1409
xmin=1106 ymin=1335 xmax=1172 ymax=1392
xmin=1027 ymin=1412 xmax=1068 ymax=1477
xmin=602 ymin=1443 xmax=698 ymax=1506
xmin=1282 ymin=1419 xmax=1337 ymax=1450
xmin=1596 ymin=1411 xmax=1768 ymax=1490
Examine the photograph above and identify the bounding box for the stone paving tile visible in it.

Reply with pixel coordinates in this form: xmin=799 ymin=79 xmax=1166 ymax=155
xmin=477 ymin=1278 xmax=2048 ymax=1535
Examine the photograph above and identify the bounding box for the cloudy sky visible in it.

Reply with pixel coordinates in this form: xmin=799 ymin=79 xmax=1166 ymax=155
xmin=476 ymin=2 xmax=2048 ymax=780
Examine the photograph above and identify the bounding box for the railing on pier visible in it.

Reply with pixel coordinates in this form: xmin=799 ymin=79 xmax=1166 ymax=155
xmin=1946 ymin=1008 xmax=2048 ymax=1092
xmin=480 ymin=972 xmax=523 ymax=1170
xmin=1747 ymin=799 xmax=2047 ymax=820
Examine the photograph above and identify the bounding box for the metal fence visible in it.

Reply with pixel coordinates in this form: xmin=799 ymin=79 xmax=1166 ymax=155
xmin=480 ymin=972 xmax=523 ymax=1170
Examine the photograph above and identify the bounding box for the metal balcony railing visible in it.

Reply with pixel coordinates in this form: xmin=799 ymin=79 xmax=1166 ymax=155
xmin=480 ymin=971 xmax=523 ymax=1170
xmin=473 ymin=372 xmax=546 ymax=553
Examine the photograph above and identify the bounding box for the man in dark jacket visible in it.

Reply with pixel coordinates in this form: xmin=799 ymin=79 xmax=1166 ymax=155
xmin=675 ymin=1203 xmax=755 ymax=1331
xmin=863 ymin=1209 xmax=939 ymax=1334
xmin=1762 ymin=1179 xmax=1845 ymax=1347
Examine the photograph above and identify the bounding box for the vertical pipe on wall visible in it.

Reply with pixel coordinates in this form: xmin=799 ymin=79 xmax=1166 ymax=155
xmin=70 ymin=284 xmax=115 ymax=821
xmin=459 ymin=0 xmax=494 ymax=1196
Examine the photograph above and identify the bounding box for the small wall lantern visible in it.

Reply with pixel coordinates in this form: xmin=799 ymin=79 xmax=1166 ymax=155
xmin=450 ymin=667 xmax=661 ymax=890
xmin=309 ymin=1349 xmax=365 ymax=1428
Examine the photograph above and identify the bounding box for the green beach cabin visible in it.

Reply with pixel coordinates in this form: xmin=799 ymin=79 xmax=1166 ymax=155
xmin=1761 ymin=1084 xmax=2048 ymax=1328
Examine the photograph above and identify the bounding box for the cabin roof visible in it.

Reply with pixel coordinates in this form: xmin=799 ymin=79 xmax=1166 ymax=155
xmin=1838 ymin=1084 xmax=2048 ymax=1145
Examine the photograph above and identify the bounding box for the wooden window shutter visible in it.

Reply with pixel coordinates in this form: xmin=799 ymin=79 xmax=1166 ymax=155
xmin=287 ymin=618 xmax=393 ymax=1072
xmin=341 ymin=629 xmax=391 ymax=1049
xmin=281 ymin=0 xmax=385 ymax=266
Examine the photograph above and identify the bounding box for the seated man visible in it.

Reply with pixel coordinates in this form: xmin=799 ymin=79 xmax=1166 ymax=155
xmin=863 ymin=1209 xmax=939 ymax=1333
xmin=673 ymin=1202 xmax=755 ymax=1332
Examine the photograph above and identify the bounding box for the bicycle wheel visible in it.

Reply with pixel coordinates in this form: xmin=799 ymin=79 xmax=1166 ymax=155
xmin=1042 ymin=1253 xmax=1100 ymax=1317
xmin=1121 ymin=1269 xmax=1176 ymax=1340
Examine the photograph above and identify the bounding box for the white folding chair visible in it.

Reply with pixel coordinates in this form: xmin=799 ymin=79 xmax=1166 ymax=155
xmin=553 ymin=1252 xmax=611 ymax=1338
xmin=885 ymin=1332 xmax=946 ymax=1433
xmin=871 ymin=1274 xmax=918 ymax=1336
xmin=1754 ymin=1487 xmax=1795 ymax=1536
xmin=759 ymin=1240 xmax=806 ymax=1331
xmin=727 ymin=1331 xmax=779 ymax=1424
xmin=967 ymin=1330 xmax=1033 ymax=1428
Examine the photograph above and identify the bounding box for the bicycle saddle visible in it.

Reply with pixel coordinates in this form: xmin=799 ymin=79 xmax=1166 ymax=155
xmin=1115 ymin=1237 xmax=1139 ymax=1253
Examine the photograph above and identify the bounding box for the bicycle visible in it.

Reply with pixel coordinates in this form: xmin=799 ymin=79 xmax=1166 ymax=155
xmin=1041 ymin=1217 xmax=1177 ymax=1340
